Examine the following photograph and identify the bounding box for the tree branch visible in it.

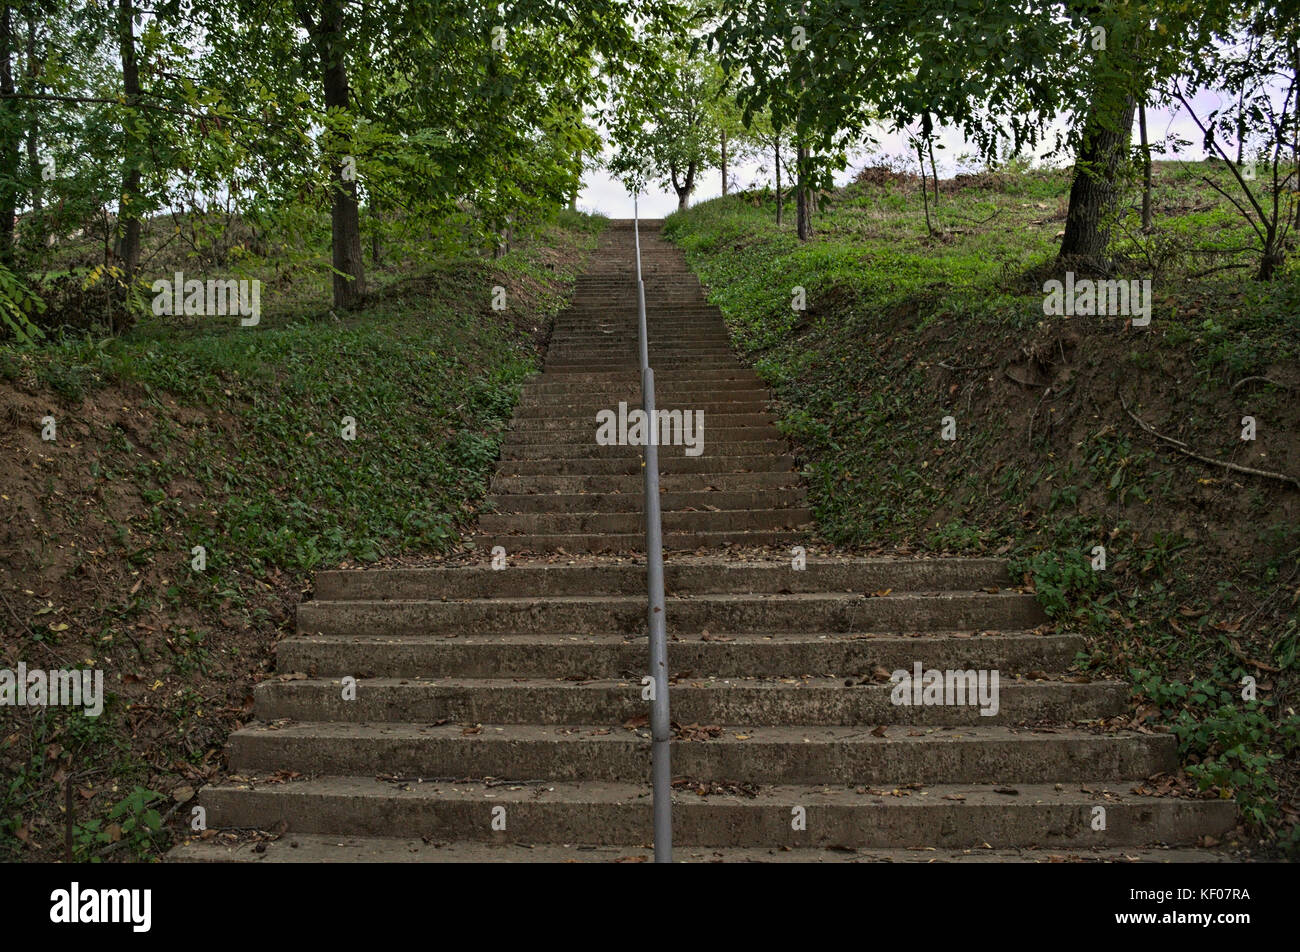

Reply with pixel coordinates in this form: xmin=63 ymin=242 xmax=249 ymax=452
xmin=1120 ymin=392 xmax=1300 ymax=491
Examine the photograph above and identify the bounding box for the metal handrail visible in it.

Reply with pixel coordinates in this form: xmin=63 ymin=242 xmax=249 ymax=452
xmin=633 ymin=195 xmax=671 ymax=863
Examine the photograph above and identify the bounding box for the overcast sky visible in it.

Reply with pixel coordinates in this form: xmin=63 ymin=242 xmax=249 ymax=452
xmin=577 ymin=93 xmax=1233 ymax=219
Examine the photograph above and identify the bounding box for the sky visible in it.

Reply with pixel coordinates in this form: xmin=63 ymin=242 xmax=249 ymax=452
xmin=576 ymin=93 xmax=1235 ymax=219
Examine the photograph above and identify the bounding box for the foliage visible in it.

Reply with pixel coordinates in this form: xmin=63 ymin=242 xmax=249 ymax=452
xmin=665 ymin=169 xmax=1299 ymax=849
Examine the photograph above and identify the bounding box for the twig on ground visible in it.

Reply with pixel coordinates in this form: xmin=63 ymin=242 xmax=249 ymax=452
xmin=1232 ymin=376 xmax=1294 ymax=393
xmin=1119 ymin=392 xmax=1300 ymax=490
xmin=0 ymin=589 xmax=71 ymax=665
xmin=1028 ymin=386 xmax=1050 ymax=443
xmin=1189 ymin=263 xmax=1252 ymax=279
xmin=938 ymin=359 xmax=995 ymax=372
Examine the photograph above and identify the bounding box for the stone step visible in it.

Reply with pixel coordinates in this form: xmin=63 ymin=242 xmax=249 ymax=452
xmin=477 ymin=508 xmax=812 ymax=535
xmin=510 ymin=412 xmax=776 ymax=431
xmin=313 ymin=558 xmax=1013 ymax=600
xmin=552 ymin=320 xmax=725 ymax=330
xmin=248 ymin=681 xmax=1133 ymax=733
xmin=547 ymin=334 xmax=731 ymax=344
xmin=542 ymin=326 xmax=734 ymax=335
xmin=484 ymin=489 xmax=801 ymax=513
xmin=500 ymin=428 xmax=782 ymax=448
xmin=523 ymin=375 xmax=762 ymax=392
xmin=488 ymin=473 xmax=799 ymax=493
xmin=494 ymin=455 xmax=796 ymax=476
xmin=543 ymin=363 xmax=742 ymax=373
xmin=498 ymin=441 xmax=788 ymax=462
xmin=520 ymin=384 xmax=769 ymax=401
xmin=196 ymin=777 xmax=1237 ymax=848
xmin=518 ymin=389 xmax=775 ymax=406
xmin=276 ymin=631 xmax=1078 ymax=679
xmin=544 ymin=350 xmax=736 ymax=361
xmin=297 ymin=591 xmax=1046 ymax=637
xmin=472 ymin=529 xmax=809 ymax=553
xmin=540 ymin=362 xmax=747 ymax=375
xmin=511 ymin=400 xmax=775 ymax=418
xmin=169 ymin=835 xmax=1237 ymax=864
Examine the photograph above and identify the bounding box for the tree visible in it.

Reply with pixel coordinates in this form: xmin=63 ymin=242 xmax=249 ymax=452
xmin=711 ymin=1 xmax=1078 ymax=240
xmin=608 ymin=34 xmax=724 ymax=210
xmin=114 ymin=0 xmax=143 ymax=279
xmin=0 ymin=0 xmax=658 ymax=333
xmin=1172 ymin=2 xmax=1299 ymax=279
xmin=0 ymin=3 xmax=17 ymax=267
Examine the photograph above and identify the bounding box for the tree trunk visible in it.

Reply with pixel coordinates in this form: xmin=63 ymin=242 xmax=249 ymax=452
xmin=673 ymin=161 xmax=695 ymax=210
xmin=720 ymin=130 xmax=728 ymax=196
xmin=24 ymin=9 xmax=38 ymax=218
xmin=311 ymin=0 xmax=365 ymax=308
xmin=928 ymin=138 xmax=939 ymax=206
xmin=1138 ymin=102 xmax=1152 ymax=231
xmin=1057 ymin=87 xmax=1137 ymax=268
xmin=916 ymin=140 xmax=933 ymax=236
xmin=774 ymin=138 xmax=782 ymax=226
xmin=369 ymin=195 xmax=380 ymax=267
xmin=113 ymin=0 xmax=142 ymax=278
xmin=0 ymin=4 xmax=19 ymax=267
xmin=796 ymin=142 xmax=810 ymax=240
xmin=1259 ymin=221 xmax=1282 ymax=280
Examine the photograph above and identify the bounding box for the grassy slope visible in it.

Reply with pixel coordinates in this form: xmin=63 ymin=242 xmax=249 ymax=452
xmin=0 ymin=211 xmax=603 ymax=860
xmin=664 ymin=163 xmax=1299 ymax=855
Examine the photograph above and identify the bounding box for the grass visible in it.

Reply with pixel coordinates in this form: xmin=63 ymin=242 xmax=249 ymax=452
xmin=665 ymin=160 xmax=1300 ymax=854
xmin=0 ymin=208 xmax=604 ymax=860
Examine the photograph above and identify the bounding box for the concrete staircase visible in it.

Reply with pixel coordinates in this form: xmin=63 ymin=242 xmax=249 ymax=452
xmin=172 ymin=221 xmax=1235 ymax=862
xmin=478 ymin=220 xmax=811 ymax=553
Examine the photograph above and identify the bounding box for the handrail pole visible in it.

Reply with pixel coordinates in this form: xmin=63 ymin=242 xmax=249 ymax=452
xmin=634 ymin=193 xmax=671 ymax=863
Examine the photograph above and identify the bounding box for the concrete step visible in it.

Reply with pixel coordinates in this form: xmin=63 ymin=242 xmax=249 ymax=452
xmin=276 ymin=631 xmax=1079 ymax=679
xmin=518 ymin=388 xmax=773 ymax=405
xmin=250 ymin=677 xmax=1125 ymax=726
xmin=196 ymin=777 xmax=1237 ymax=848
xmin=548 ymin=328 xmax=730 ymax=338
xmin=542 ymin=351 xmax=732 ymax=360
xmin=314 ymin=558 xmax=1013 ymax=599
xmin=542 ymin=364 xmax=741 ymax=374
xmin=545 ymin=351 xmax=739 ymax=360
xmin=494 ymin=455 xmax=796 ymax=476
xmin=549 ymin=321 xmax=724 ymax=328
xmin=511 ymin=400 xmax=776 ymax=418
xmin=472 ymin=529 xmax=809 ymax=553
xmin=523 ymin=368 xmax=758 ymax=383
xmin=296 ymin=591 xmax=1047 ymax=637
xmin=517 ymin=390 xmax=776 ymax=408
xmin=497 ymin=441 xmax=788 ymax=461
xmin=547 ymin=337 xmax=731 ymax=347
xmin=484 ymin=489 xmax=802 ymax=513
xmin=510 ymin=413 xmax=776 ymax=430
xmin=502 ymin=427 xmax=782 ymax=446
xmin=170 ymin=835 xmax=1238 ymax=863
xmin=478 ymin=508 xmax=813 ymax=535
xmin=522 ymin=378 xmax=764 ymax=395
xmin=488 ymin=473 xmax=799 ymax=493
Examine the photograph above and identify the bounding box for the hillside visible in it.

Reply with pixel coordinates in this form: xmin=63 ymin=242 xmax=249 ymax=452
xmin=663 ymin=161 xmax=1300 ymax=855
xmin=0 ymin=212 xmax=602 ymax=860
